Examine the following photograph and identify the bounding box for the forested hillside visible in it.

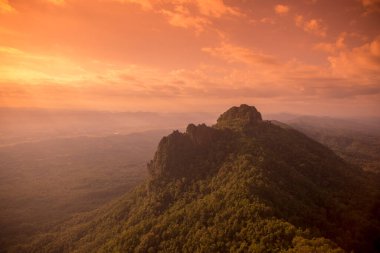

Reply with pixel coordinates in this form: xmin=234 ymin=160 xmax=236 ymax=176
xmin=12 ymin=105 xmax=379 ymax=253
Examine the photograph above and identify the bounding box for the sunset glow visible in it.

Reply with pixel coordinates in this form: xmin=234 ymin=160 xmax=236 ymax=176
xmin=0 ymin=0 xmax=379 ymax=116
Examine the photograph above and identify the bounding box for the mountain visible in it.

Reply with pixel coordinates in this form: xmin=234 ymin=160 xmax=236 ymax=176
xmin=11 ymin=105 xmax=380 ymax=253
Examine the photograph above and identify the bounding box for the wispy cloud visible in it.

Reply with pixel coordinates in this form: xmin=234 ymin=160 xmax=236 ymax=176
xmin=160 ymin=6 xmax=210 ymax=33
xmin=274 ymin=4 xmax=289 ymax=14
xmin=0 ymin=0 xmax=15 ymax=14
xmin=313 ymin=33 xmax=346 ymax=53
xmin=163 ymin=0 xmax=241 ymax=32
xmin=361 ymin=0 xmax=380 ymax=13
xmin=202 ymin=42 xmax=278 ymax=65
xmin=0 ymin=46 xmax=91 ymax=84
xmin=45 ymin=0 xmax=65 ymax=5
xmin=295 ymin=15 xmax=327 ymax=37
xmin=113 ymin=0 xmax=153 ymax=10
xmin=194 ymin=0 xmax=241 ymax=17
xmin=111 ymin=0 xmax=241 ymax=33
xmin=328 ymin=35 xmax=380 ymax=84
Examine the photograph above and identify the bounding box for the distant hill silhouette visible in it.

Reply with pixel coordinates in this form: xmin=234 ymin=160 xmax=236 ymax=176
xmin=272 ymin=115 xmax=380 ymax=173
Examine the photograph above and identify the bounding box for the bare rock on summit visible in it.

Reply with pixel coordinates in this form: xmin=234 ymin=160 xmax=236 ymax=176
xmin=215 ymin=104 xmax=263 ymax=130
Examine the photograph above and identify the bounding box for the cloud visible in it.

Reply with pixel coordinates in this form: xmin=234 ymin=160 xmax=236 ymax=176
xmin=249 ymin=17 xmax=276 ymax=25
xmin=328 ymin=36 xmax=380 ymax=84
xmin=314 ymin=32 xmax=370 ymax=54
xmin=160 ymin=6 xmax=210 ymax=33
xmin=111 ymin=0 xmax=241 ymax=32
xmin=313 ymin=33 xmax=346 ymax=53
xmin=361 ymin=0 xmax=380 ymax=13
xmin=0 ymin=0 xmax=65 ymax=14
xmin=0 ymin=0 xmax=15 ymax=13
xmin=194 ymin=0 xmax=241 ymax=18
xmin=1 ymin=53 xmax=379 ymax=115
xmin=44 ymin=0 xmax=65 ymax=5
xmin=202 ymin=42 xmax=278 ymax=65
xmin=303 ymin=19 xmax=327 ymax=37
xmin=260 ymin=17 xmax=276 ymax=24
xmin=0 ymin=46 xmax=92 ymax=84
xmin=114 ymin=0 xmax=153 ymax=10
xmin=313 ymin=43 xmax=337 ymax=54
xmin=161 ymin=0 xmax=241 ymax=32
xmin=274 ymin=4 xmax=289 ymax=14
xmin=295 ymin=15 xmax=327 ymax=37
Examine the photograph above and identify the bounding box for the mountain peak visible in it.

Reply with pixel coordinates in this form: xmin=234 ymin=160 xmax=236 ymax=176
xmin=215 ymin=104 xmax=262 ymax=130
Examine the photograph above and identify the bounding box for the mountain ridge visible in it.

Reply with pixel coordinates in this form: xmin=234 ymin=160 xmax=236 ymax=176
xmin=12 ymin=105 xmax=380 ymax=253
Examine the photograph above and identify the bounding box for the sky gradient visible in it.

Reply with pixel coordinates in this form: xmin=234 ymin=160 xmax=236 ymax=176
xmin=0 ymin=0 xmax=379 ymax=116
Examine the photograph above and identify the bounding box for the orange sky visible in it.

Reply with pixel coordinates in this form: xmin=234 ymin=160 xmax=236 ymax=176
xmin=0 ymin=0 xmax=379 ymax=116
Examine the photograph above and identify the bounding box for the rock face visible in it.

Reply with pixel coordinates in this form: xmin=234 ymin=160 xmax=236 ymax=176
xmin=215 ymin=104 xmax=262 ymax=130
xmin=147 ymin=125 xmax=232 ymax=180
xmin=147 ymin=105 xmax=266 ymax=180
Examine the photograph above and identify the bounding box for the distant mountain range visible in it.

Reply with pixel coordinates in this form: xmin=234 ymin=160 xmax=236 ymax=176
xmin=0 ymin=108 xmax=216 ymax=146
xmin=10 ymin=105 xmax=379 ymax=253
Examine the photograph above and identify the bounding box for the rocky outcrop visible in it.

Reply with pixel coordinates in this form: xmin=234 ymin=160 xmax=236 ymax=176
xmin=215 ymin=104 xmax=262 ymax=130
